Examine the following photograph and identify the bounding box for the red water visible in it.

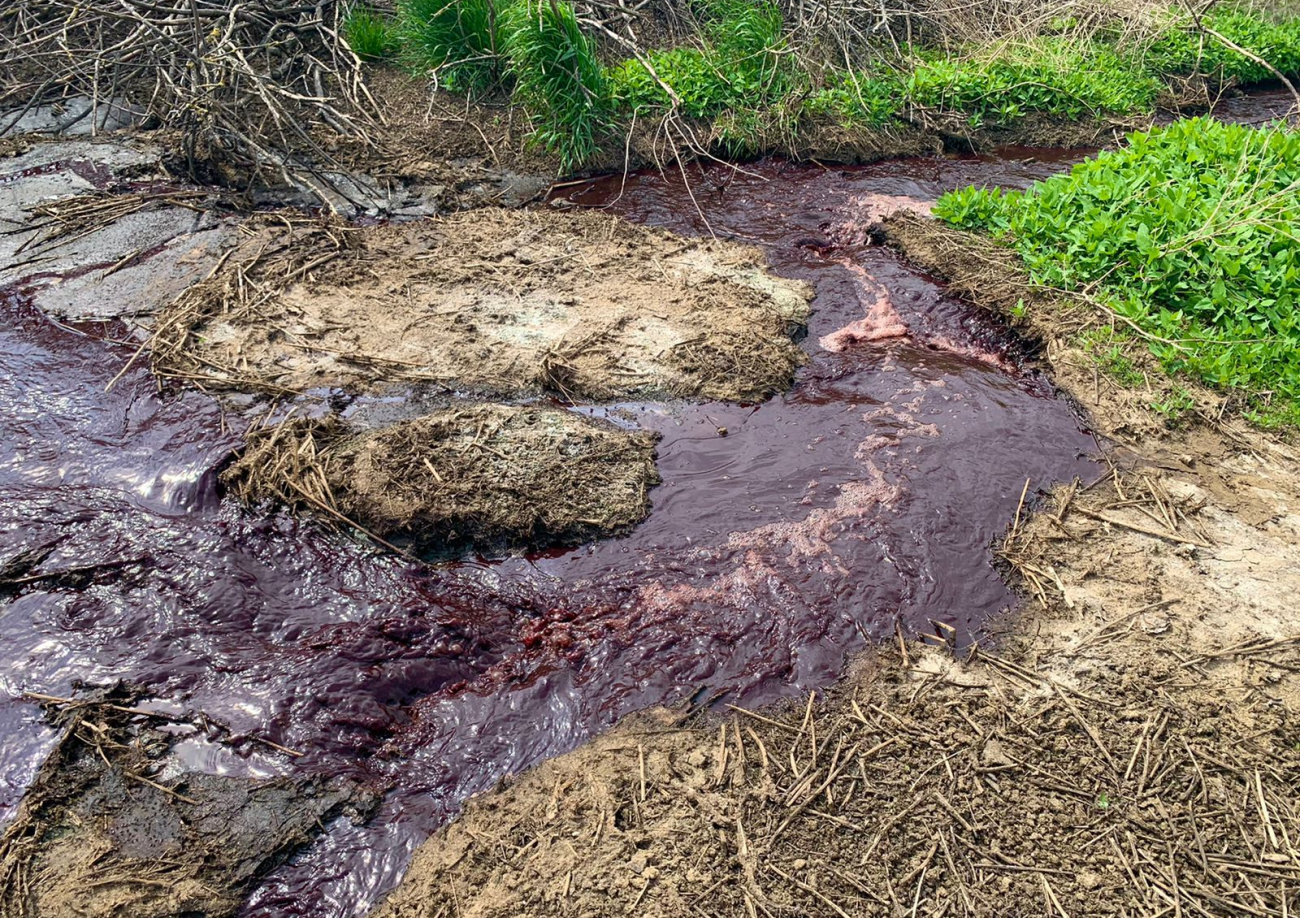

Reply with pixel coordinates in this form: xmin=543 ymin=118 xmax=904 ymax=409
xmin=0 ymin=148 xmax=1103 ymax=916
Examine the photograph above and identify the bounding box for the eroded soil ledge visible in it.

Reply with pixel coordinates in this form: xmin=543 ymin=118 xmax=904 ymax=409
xmin=363 ymin=215 xmax=1300 ymax=918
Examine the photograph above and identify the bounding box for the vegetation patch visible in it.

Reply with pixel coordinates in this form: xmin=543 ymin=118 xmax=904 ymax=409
xmin=935 ymin=117 xmax=1300 ymax=429
xmin=345 ymin=1 xmax=1300 ymax=169
xmin=1148 ymin=8 xmax=1300 ymax=85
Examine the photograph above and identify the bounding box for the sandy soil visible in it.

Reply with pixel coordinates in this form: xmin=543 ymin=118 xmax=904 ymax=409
xmin=157 ymin=208 xmax=811 ymax=403
xmin=365 ymin=216 xmax=1300 ymax=918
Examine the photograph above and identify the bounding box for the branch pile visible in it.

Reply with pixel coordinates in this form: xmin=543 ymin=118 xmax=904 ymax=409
xmin=0 ymin=1 xmax=381 ymax=201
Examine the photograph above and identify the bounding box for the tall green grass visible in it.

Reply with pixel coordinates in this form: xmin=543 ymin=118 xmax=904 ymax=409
xmin=935 ymin=118 xmax=1300 ymax=428
xmin=396 ymin=0 xmax=500 ymax=88
xmin=344 ymin=4 xmax=398 ymax=60
xmin=501 ymin=0 xmax=607 ymax=170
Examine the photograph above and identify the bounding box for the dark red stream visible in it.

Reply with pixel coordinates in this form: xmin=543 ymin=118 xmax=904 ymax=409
xmin=0 ymin=147 xmax=1108 ymax=916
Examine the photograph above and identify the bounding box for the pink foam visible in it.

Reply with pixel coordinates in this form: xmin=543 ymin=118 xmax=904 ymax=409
xmin=829 ymin=194 xmax=934 ymax=246
xmin=819 ymin=260 xmax=909 ymax=352
xmin=727 ymin=462 xmax=902 ymax=563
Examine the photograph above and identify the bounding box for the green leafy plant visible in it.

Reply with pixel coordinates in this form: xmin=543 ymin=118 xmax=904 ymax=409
xmin=502 ymin=0 xmax=608 ymax=170
xmin=344 ymin=4 xmax=398 ymax=60
xmin=396 ymin=0 xmax=500 ymax=88
xmin=804 ymin=72 xmax=900 ymax=127
xmin=905 ymin=41 xmax=1161 ymax=126
xmin=604 ymin=0 xmax=789 ymax=120
xmin=935 ymin=117 xmax=1300 ymax=428
xmin=1148 ymin=10 xmax=1300 ymax=85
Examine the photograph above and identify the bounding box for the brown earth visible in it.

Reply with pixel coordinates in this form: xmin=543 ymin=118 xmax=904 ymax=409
xmin=224 ymin=405 xmax=661 ymax=553
xmin=153 ymin=208 xmax=811 ymax=403
xmin=0 ymin=690 xmax=370 ymax=918
xmin=364 ymin=216 xmax=1300 ymax=918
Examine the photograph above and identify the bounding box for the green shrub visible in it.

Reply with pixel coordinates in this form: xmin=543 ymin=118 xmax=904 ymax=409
xmin=502 ymin=0 xmax=608 ymax=170
xmin=935 ymin=118 xmax=1300 ymax=428
xmin=344 ymin=4 xmax=398 ymax=60
xmin=604 ymin=0 xmax=789 ymax=120
xmin=1149 ymin=10 xmax=1300 ymax=85
xmin=804 ymin=73 xmax=900 ymax=127
xmin=396 ymin=0 xmax=500 ymax=88
xmin=906 ymin=42 xmax=1161 ymax=126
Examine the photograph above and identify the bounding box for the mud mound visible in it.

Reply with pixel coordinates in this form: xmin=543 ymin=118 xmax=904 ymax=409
xmin=153 ymin=209 xmax=811 ymax=403
xmin=224 ymin=405 xmax=660 ymax=552
xmin=0 ymin=690 xmax=368 ymax=918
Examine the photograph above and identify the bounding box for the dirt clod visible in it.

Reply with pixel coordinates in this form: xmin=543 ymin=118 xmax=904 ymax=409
xmin=224 ymin=404 xmax=661 ymax=553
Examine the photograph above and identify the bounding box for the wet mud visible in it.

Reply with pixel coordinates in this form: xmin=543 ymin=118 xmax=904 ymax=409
xmin=0 ymin=142 xmax=1107 ymax=917
xmin=1 ymin=690 xmax=371 ymax=918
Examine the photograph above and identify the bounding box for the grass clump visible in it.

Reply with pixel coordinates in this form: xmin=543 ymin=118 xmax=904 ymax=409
xmin=344 ymin=4 xmax=398 ymax=61
xmin=395 ymin=0 xmax=500 ymax=88
xmin=935 ymin=117 xmax=1300 ymax=428
xmin=501 ymin=0 xmax=607 ymax=170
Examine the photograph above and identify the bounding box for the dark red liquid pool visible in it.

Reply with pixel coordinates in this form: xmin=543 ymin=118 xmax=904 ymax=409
xmin=1 ymin=149 xmax=1101 ymax=917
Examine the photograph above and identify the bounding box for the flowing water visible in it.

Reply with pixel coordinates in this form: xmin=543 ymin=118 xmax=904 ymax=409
xmin=2 ymin=141 xmax=1126 ymax=915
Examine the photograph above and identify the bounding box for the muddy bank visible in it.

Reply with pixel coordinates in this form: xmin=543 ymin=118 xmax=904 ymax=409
xmin=153 ymin=209 xmax=812 ymax=402
xmin=225 ymin=407 xmax=660 ymax=553
xmin=0 ymin=691 xmax=370 ymax=918
xmin=365 ymin=197 xmax=1300 ymax=918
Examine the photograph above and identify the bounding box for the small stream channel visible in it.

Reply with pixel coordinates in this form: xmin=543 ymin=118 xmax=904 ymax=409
xmin=1 ymin=91 xmax=1290 ymax=916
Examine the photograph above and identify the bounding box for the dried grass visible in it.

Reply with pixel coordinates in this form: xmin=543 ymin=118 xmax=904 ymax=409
xmin=149 ymin=213 xmax=362 ymax=395
xmin=371 ymin=630 xmax=1300 ymax=918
